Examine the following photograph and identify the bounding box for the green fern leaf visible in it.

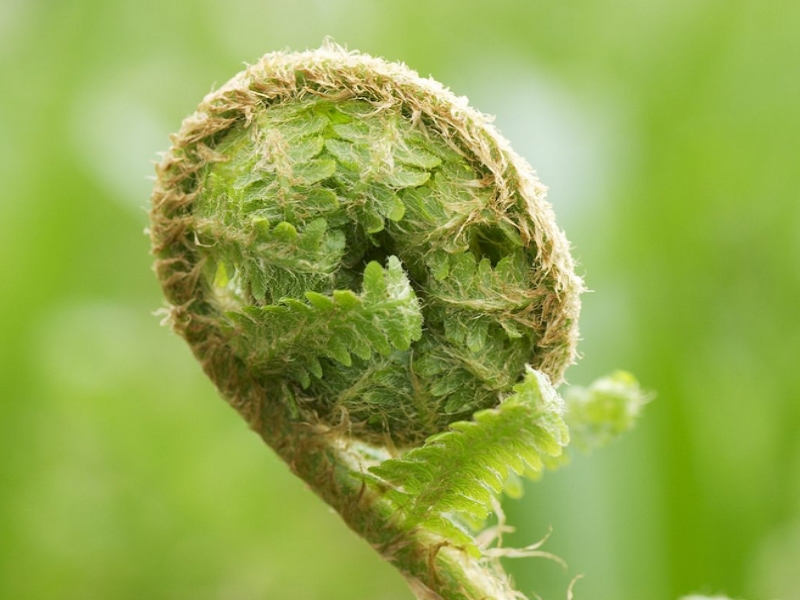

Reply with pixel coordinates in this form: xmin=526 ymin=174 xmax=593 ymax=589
xmin=233 ymin=256 xmax=422 ymax=386
xmin=370 ymin=368 xmax=569 ymax=548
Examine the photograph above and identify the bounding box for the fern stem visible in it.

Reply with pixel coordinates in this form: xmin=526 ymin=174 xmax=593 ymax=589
xmin=247 ymin=386 xmax=519 ymax=600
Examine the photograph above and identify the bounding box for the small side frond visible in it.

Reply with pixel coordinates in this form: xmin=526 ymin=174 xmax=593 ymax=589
xmin=369 ymin=368 xmax=568 ymax=550
xmin=563 ymin=371 xmax=648 ymax=452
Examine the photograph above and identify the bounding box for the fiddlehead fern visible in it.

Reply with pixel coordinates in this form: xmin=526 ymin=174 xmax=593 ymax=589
xmin=150 ymin=42 xmax=643 ymax=599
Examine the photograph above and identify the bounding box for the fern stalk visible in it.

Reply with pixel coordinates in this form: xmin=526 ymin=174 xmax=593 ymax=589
xmin=150 ymin=42 xmax=644 ymax=599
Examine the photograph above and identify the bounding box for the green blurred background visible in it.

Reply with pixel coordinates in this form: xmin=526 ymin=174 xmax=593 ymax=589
xmin=2 ymin=1 xmax=799 ymax=598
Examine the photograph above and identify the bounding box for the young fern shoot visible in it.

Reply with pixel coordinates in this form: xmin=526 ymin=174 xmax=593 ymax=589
xmin=150 ymin=42 xmax=645 ymax=600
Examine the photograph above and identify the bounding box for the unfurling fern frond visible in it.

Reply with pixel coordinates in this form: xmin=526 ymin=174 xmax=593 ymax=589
xmin=150 ymin=42 xmax=644 ymax=600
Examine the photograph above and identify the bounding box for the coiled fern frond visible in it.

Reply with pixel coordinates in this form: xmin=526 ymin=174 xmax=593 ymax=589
xmin=150 ymin=42 xmax=644 ymax=600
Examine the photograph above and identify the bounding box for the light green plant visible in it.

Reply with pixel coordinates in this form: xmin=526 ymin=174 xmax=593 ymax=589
xmin=149 ymin=43 xmax=648 ymax=599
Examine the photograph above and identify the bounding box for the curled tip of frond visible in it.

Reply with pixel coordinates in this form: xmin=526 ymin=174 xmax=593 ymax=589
xmin=150 ymin=44 xmax=583 ymax=445
xmin=563 ymin=371 xmax=648 ymax=452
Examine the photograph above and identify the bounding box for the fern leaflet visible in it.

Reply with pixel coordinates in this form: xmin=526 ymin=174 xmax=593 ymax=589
xmin=369 ymin=367 xmax=569 ymax=552
xmin=229 ymin=256 xmax=422 ymax=387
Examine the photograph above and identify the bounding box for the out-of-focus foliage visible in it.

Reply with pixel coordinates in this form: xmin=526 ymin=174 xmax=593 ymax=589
xmin=1 ymin=1 xmax=799 ymax=599
xmin=563 ymin=371 xmax=647 ymax=452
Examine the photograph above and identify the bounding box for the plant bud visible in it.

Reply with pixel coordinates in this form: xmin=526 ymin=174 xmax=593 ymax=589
xmin=150 ymin=43 xmax=583 ymax=446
